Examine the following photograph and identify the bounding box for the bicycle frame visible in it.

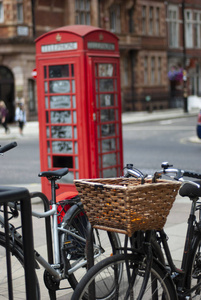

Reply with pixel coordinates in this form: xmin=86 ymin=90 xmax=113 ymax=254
xmin=0 ymin=191 xmax=104 ymax=281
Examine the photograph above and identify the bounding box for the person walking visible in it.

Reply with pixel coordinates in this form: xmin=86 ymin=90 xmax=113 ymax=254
xmin=0 ymin=101 xmax=9 ymax=134
xmin=15 ymin=102 xmax=26 ymax=135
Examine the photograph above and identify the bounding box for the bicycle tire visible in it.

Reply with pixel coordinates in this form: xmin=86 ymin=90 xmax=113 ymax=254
xmin=0 ymin=231 xmax=40 ymax=299
xmin=185 ymin=233 xmax=201 ymax=299
xmin=71 ymin=253 xmax=177 ymax=300
xmin=60 ymin=204 xmax=121 ymax=291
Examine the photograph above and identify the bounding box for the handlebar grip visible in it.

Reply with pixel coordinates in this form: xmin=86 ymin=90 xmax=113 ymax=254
xmin=0 ymin=142 xmax=17 ymax=154
xmin=183 ymin=170 xmax=201 ymax=180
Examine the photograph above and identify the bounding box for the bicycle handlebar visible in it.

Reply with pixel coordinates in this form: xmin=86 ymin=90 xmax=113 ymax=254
xmin=0 ymin=142 xmax=17 ymax=154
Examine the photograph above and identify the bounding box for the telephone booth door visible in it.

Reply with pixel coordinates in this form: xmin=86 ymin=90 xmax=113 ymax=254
xmin=37 ymin=57 xmax=83 ymax=195
xmin=89 ymin=57 xmax=123 ymax=178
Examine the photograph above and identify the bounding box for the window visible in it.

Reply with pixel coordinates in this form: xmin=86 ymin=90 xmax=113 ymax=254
xmin=75 ymin=0 xmax=90 ymax=25
xmin=142 ymin=6 xmax=146 ymax=34
xmin=190 ymin=64 xmax=201 ymax=96
xmin=17 ymin=0 xmax=23 ymax=23
xmin=157 ymin=57 xmax=162 ymax=84
xmin=185 ymin=10 xmax=193 ymax=48
xmin=155 ymin=7 xmax=160 ymax=35
xmin=110 ymin=4 xmax=121 ymax=33
xmin=149 ymin=7 xmax=153 ymax=35
xmin=144 ymin=56 xmax=148 ymax=84
xmin=194 ymin=12 xmax=201 ymax=48
xmin=168 ymin=5 xmax=179 ymax=47
xmin=128 ymin=6 xmax=134 ymax=33
xmin=151 ymin=57 xmax=155 ymax=84
xmin=0 ymin=1 xmax=3 ymax=23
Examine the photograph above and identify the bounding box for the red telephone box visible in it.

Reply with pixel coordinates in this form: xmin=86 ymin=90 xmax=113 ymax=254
xmin=35 ymin=25 xmax=123 ymax=198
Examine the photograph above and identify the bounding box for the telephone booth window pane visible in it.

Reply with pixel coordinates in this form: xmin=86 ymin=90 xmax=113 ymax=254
xmin=114 ymin=79 xmax=117 ymax=91
xmin=52 ymin=141 xmax=73 ymax=153
xmin=100 ymin=94 xmax=114 ymax=107
xmin=103 ymin=153 xmax=116 ymax=167
xmin=51 ymin=111 xmax=72 ymax=124
xmin=98 ymin=64 xmax=114 ymax=77
xmin=44 ymin=66 xmax=47 ymax=79
xmin=53 ymin=155 xmax=73 ymax=168
xmin=96 ymin=80 xmax=98 ymax=92
xmin=45 ymin=97 xmax=48 ymax=109
xmin=76 ymin=172 xmax=79 ymax=179
xmin=46 ymin=127 xmax=50 ymax=137
xmin=72 ymin=80 xmax=75 ymax=93
xmin=103 ymin=168 xmax=117 ymax=178
xmin=50 ymin=96 xmax=71 ymax=109
xmin=49 ymin=80 xmax=70 ymax=93
xmin=74 ymin=141 xmax=78 ymax=154
xmin=46 ymin=111 xmax=49 ymax=123
xmin=51 ymin=126 xmax=72 ymax=138
xmin=44 ymin=81 xmax=48 ymax=93
xmin=72 ymin=96 xmax=76 ymax=108
xmin=96 ymin=95 xmax=99 ymax=107
xmin=71 ymin=64 xmax=74 ymax=77
xmin=74 ymin=127 xmax=77 ymax=139
xmin=73 ymin=111 xmax=77 ymax=123
xmin=48 ymin=156 xmax=51 ymax=168
xmin=100 ymin=109 xmax=115 ymax=121
xmin=116 ymin=109 xmax=119 ymax=121
xmin=101 ymin=124 xmax=115 ymax=136
xmin=75 ymin=157 xmax=79 ymax=169
xmin=99 ymin=79 xmax=114 ymax=92
xmin=116 ymin=124 xmax=119 ymax=134
xmin=49 ymin=65 xmax=69 ymax=78
xmin=47 ymin=141 xmax=50 ymax=153
xmin=102 ymin=139 xmax=115 ymax=152
xmin=115 ymin=94 xmax=118 ymax=105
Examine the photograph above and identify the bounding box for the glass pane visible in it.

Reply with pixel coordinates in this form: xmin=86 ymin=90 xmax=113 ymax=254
xmin=50 ymin=96 xmax=71 ymax=108
xmin=75 ymin=157 xmax=79 ymax=168
xmin=72 ymin=80 xmax=75 ymax=93
xmin=74 ymin=126 xmax=77 ymax=138
xmin=72 ymin=96 xmax=76 ymax=108
xmin=103 ymin=168 xmax=117 ymax=177
xmin=46 ymin=127 xmax=50 ymax=138
xmin=73 ymin=111 xmax=77 ymax=123
xmin=44 ymin=81 xmax=48 ymax=93
xmin=44 ymin=66 xmax=47 ymax=79
xmin=58 ymin=172 xmax=74 ymax=183
xmin=46 ymin=111 xmax=49 ymax=123
xmin=47 ymin=141 xmax=50 ymax=153
xmin=45 ymin=97 xmax=48 ymax=109
xmin=99 ymin=79 xmax=114 ymax=92
xmin=98 ymin=64 xmax=114 ymax=77
xmin=49 ymin=65 xmax=69 ymax=78
xmin=74 ymin=142 xmax=78 ymax=154
xmin=100 ymin=94 xmax=114 ymax=107
xmin=71 ymin=64 xmax=74 ymax=77
xmin=48 ymin=156 xmax=51 ymax=168
xmin=52 ymin=141 xmax=73 ymax=153
xmin=102 ymin=139 xmax=116 ymax=152
xmin=100 ymin=109 xmax=115 ymax=121
xmin=49 ymin=80 xmax=70 ymax=93
xmin=101 ymin=124 xmax=115 ymax=136
xmin=50 ymin=111 xmax=72 ymax=124
xmin=51 ymin=126 xmax=72 ymax=138
xmin=102 ymin=153 xmax=116 ymax=167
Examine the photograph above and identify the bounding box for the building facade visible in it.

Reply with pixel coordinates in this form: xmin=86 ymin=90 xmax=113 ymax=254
xmin=0 ymin=0 xmax=201 ymax=120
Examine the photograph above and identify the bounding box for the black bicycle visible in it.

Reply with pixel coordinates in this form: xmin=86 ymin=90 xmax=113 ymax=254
xmin=72 ymin=162 xmax=201 ymax=299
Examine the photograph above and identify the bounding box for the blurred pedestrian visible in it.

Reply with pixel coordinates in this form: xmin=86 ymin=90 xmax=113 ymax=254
xmin=0 ymin=101 xmax=9 ymax=134
xmin=15 ymin=102 xmax=26 ymax=135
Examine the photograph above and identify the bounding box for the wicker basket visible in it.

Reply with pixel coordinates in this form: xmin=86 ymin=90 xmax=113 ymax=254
xmin=74 ymin=177 xmax=181 ymax=237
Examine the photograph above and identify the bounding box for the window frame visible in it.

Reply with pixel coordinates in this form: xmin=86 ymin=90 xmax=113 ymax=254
xmin=0 ymin=1 xmax=4 ymax=23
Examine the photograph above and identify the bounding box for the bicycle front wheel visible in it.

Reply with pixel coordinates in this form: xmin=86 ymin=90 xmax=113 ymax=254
xmin=71 ymin=253 xmax=177 ymax=300
xmin=0 ymin=231 xmax=40 ymax=299
xmin=61 ymin=204 xmax=121 ymax=290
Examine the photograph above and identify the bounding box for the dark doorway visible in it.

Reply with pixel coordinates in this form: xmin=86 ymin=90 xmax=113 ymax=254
xmin=0 ymin=66 xmax=15 ymax=122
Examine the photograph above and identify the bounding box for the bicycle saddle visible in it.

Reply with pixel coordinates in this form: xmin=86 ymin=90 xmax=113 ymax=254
xmin=38 ymin=168 xmax=69 ymax=180
xmin=179 ymin=181 xmax=201 ymax=198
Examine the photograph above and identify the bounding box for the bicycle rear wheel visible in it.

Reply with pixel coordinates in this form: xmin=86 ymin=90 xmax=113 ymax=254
xmin=0 ymin=231 xmax=40 ymax=299
xmin=71 ymin=253 xmax=177 ymax=300
xmin=61 ymin=204 xmax=121 ymax=290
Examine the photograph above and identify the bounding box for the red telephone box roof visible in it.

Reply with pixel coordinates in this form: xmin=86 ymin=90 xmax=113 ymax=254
xmin=35 ymin=25 xmax=118 ymax=42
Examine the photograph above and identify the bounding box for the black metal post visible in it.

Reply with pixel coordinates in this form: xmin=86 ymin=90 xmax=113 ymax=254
xmin=182 ymin=0 xmax=188 ymax=113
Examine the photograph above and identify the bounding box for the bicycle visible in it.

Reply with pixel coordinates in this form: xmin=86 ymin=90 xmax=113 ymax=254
xmin=0 ymin=142 xmax=121 ymax=299
xmin=72 ymin=162 xmax=201 ymax=299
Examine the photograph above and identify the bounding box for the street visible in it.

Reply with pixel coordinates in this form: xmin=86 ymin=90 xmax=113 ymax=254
xmin=0 ymin=115 xmax=199 ymax=185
